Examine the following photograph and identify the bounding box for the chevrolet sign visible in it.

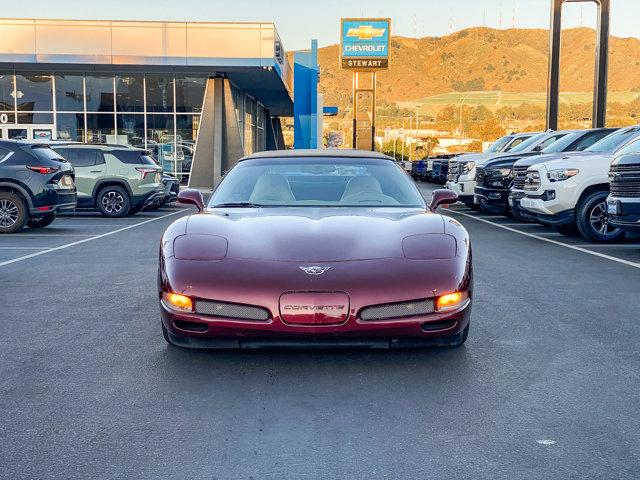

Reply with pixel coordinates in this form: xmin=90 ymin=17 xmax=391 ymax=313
xmin=340 ymin=18 xmax=391 ymax=71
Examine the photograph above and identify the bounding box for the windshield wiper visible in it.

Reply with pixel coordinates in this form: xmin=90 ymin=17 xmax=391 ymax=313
xmin=212 ymin=202 xmax=263 ymax=208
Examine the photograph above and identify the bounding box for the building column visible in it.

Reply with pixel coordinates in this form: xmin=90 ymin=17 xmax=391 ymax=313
xmin=188 ymin=78 xmax=244 ymax=190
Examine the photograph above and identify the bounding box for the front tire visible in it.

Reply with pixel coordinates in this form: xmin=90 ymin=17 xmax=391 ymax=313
xmin=511 ymin=205 xmax=534 ymax=223
xmin=0 ymin=191 xmax=28 ymax=234
xmin=27 ymin=212 xmax=57 ymax=229
xmin=443 ymin=323 xmax=469 ymax=347
xmin=576 ymin=191 xmax=625 ymax=243
xmin=97 ymin=185 xmax=131 ymax=218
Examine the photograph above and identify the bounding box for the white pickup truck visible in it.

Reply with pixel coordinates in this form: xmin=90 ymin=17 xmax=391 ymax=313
xmin=520 ymin=124 xmax=640 ymax=242
xmin=446 ymin=132 xmax=538 ymax=208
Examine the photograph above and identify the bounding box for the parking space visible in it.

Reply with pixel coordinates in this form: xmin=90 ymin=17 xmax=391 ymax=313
xmin=0 ymin=206 xmax=188 ymax=265
xmin=1 ymin=185 xmax=640 ymax=478
xmin=417 ymin=182 xmax=640 ymax=268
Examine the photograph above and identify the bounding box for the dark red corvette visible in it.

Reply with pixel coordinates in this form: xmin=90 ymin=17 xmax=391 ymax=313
xmin=158 ymin=150 xmax=472 ymax=349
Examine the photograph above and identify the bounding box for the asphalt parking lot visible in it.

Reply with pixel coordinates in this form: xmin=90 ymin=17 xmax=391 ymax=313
xmin=1 ymin=186 xmax=640 ymax=479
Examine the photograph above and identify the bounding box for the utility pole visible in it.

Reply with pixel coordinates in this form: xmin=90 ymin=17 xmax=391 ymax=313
xmin=401 ymin=121 xmax=405 ymax=161
xmin=393 ymin=123 xmax=397 ymax=159
xmin=409 ymin=116 xmax=413 ymax=161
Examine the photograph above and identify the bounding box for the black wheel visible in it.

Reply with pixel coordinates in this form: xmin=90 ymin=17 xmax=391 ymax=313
xmin=511 ymin=204 xmax=534 ymax=223
xmin=443 ymin=323 xmax=469 ymax=347
xmin=576 ymin=191 xmax=625 ymax=243
xmin=26 ymin=212 xmax=57 ymax=229
xmin=127 ymin=205 xmax=143 ymax=216
xmin=478 ymin=198 xmax=506 ymax=215
xmin=162 ymin=324 xmax=182 ymax=348
xmin=0 ymin=191 xmax=28 ymax=234
xmin=97 ymin=185 xmax=131 ymax=218
xmin=554 ymin=224 xmax=580 ymax=237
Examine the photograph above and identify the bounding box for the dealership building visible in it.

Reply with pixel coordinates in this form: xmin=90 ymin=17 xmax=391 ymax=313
xmin=0 ymin=19 xmax=303 ymax=188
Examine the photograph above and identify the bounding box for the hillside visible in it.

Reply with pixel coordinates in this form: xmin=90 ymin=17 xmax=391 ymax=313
xmin=317 ymin=27 xmax=640 ymax=110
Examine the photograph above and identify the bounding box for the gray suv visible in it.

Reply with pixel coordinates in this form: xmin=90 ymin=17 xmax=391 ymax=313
xmin=52 ymin=145 xmax=164 ymax=217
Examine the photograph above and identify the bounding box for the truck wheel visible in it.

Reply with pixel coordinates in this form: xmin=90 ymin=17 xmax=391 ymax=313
xmin=0 ymin=191 xmax=28 ymax=234
xmin=576 ymin=191 xmax=625 ymax=243
xmin=97 ymin=185 xmax=131 ymax=218
xmin=511 ymin=205 xmax=534 ymax=223
xmin=478 ymin=198 xmax=505 ymax=215
xmin=27 ymin=212 xmax=57 ymax=229
xmin=554 ymin=224 xmax=579 ymax=237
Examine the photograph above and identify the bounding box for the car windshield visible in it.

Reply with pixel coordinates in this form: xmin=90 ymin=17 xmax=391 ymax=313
xmin=587 ymin=127 xmax=640 ymax=153
xmin=509 ymin=133 xmax=547 ymax=153
xmin=485 ymin=136 xmax=513 ymax=153
xmin=585 ymin=127 xmax=640 ymax=153
xmin=209 ymin=157 xmax=426 ymax=208
xmin=541 ymin=132 xmax=580 ymax=153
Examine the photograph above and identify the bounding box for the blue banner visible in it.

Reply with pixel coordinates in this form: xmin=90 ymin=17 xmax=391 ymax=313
xmin=341 ymin=19 xmax=390 ymax=59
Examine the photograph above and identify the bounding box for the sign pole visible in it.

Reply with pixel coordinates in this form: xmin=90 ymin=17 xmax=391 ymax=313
xmin=340 ymin=18 xmax=390 ymax=151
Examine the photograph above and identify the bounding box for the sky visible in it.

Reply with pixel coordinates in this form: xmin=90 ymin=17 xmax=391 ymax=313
xmin=2 ymin=0 xmax=639 ymax=51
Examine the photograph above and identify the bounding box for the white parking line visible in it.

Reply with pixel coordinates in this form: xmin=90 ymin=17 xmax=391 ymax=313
xmin=9 ymin=234 xmax=95 ymax=237
xmin=0 ymin=209 xmax=187 ymax=268
xmin=444 ymin=208 xmax=640 ymax=270
xmin=0 ymin=247 xmax=48 ymax=250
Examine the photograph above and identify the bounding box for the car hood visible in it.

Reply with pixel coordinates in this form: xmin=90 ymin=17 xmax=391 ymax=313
xmin=533 ymin=152 xmax=612 ymax=170
xmin=514 ymin=151 xmax=587 ymax=168
xmin=183 ymin=207 xmax=446 ymax=262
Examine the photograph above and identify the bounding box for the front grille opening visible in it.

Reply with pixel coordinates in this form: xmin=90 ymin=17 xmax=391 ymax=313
xmin=194 ymin=300 xmax=270 ymax=322
xmin=359 ymin=299 xmax=435 ymax=321
xmin=421 ymin=320 xmax=456 ymax=332
xmin=174 ymin=320 xmax=209 ymax=333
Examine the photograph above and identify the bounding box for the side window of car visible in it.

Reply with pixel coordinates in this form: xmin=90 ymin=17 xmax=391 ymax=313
xmin=539 ymin=135 xmax=564 ymax=150
xmin=94 ymin=151 xmax=105 ymax=165
xmin=67 ymin=150 xmax=97 ymax=168
xmin=508 ymin=138 xmax=525 ymax=150
xmin=573 ymin=131 xmax=611 ymax=151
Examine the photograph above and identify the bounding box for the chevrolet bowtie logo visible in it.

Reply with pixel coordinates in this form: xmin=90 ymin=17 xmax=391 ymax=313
xmin=346 ymin=25 xmax=386 ymax=40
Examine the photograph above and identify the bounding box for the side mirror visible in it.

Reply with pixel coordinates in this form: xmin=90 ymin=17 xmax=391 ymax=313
xmin=429 ymin=189 xmax=458 ymax=211
xmin=177 ymin=189 xmax=205 ymax=212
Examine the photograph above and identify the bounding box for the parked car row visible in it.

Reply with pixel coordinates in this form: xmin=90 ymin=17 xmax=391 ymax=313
xmin=0 ymin=140 xmax=180 ymax=234
xmin=444 ymin=126 xmax=640 ymax=243
xmin=409 ymin=155 xmax=455 ymax=183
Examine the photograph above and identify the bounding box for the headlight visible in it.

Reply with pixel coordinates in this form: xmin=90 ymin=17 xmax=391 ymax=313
xmin=486 ymin=168 xmax=512 ymax=177
xmin=436 ymin=291 xmax=469 ymax=312
xmin=462 ymin=161 xmax=476 ymax=174
xmin=547 ymin=168 xmax=579 ymax=182
xmin=163 ymin=292 xmax=194 ymax=312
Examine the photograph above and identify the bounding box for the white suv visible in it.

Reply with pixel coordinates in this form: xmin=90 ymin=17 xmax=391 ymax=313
xmin=446 ymin=132 xmax=536 ymax=208
xmin=520 ymin=125 xmax=640 ymax=242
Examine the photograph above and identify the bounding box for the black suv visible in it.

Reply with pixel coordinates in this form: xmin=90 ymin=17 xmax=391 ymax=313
xmin=0 ymin=140 xmax=77 ymax=233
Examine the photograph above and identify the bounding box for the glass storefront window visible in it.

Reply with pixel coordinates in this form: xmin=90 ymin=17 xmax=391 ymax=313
xmin=17 ymin=112 xmax=54 ymax=124
xmin=176 ymin=115 xmax=200 ymax=176
xmin=15 ymin=74 xmax=53 ymax=111
xmin=56 ymin=113 xmax=85 ymax=142
xmin=85 ymin=76 xmax=114 ymax=112
xmin=116 ymin=114 xmax=145 ymax=148
xmin=0 ymin=74 xmax=15 ymax=111
xmin=145 ymin=75 xmax=174 ymax=113
xmin=55 ymin=74 xmax=84 ymax=112
xmin=146 ymin=114 xmax=175 ymax=172
xmin=175 ymin=77 xmax=206 ymax=113
xmin=244 ymin=94 xmax=255 ymax=155
xmin=86 ymin=113 xmax=115 ymax=144
xmin=116 ymin=75 xmax=144 ymax=112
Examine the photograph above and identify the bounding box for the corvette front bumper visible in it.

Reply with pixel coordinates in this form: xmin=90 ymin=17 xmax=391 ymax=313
xmin=160 ymin=299 xmax=472 ymax=349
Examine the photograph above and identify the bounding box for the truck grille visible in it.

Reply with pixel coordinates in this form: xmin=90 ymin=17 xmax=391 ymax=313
xmin=524 ymin=171 xmax=541 ymax=191
xmin=512 ymin=166 xmax=528 ymax=190
xmin=610 ymin=163 xmax=640 ymax=198
xmin=448 ymin=160 xmax=459 ymax=181
xmin=475 ymin=167 xmax=486 ymax=187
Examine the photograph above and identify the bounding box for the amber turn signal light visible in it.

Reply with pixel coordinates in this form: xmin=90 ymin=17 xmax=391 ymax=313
xmin=163 ymin=292 xmax=193 ymax=312
xmin=436 ymin=292 xmax=467 ymax=312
